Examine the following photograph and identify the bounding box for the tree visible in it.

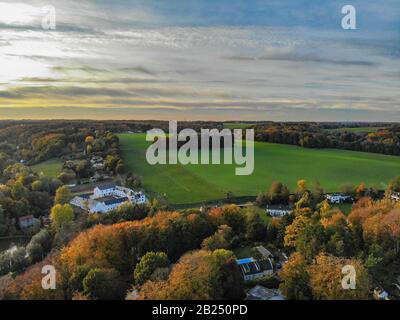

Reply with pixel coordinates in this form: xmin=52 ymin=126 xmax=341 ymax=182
xmin=279 ymin=252 xmax=312 ymax=300
xmin=54 ymin=186 xmax=72 ymax=205
xmin=83 ymin=268 xmax=126 ymax=300
xmin=11 ymin=181 xmax=28 ymax=200
xmin=309 ymin=254 xmax=369 ymax=300
xmin=85 ymin=136 xmax=95 ymax=145
xmin=26 ymin=242 xmax=43 ymax=263
xmin=134 ymin=252 xmax=169 ymax=285
xmin=201 ymin=225 xmax=232 ymax=251
xmin=296 ymin=179 xmax=308 ymax=197
xmin=138 ymin=249 xmax=244 ymax=300
xmin=50 ymin=204 xmax=74 ymax=229
xmin=245 ymin=209 xmax=266 ymax=241
xmin=125 ymin=173 xmax=142 ymax=189
xmin=284 ymin=215 xmax=310 ymax=248
xmin=267 ymin=181 xmax=290 ymax=204
xmin=218 ymin=205 xmax=246 ymax=234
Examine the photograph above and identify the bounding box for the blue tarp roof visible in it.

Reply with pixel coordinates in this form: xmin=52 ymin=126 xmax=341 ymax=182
xmin=236 ymin=258 xmax=254 ymax=265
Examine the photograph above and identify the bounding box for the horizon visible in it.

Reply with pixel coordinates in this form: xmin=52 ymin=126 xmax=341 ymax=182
xmin=0 ymin=0 xmax=399 ymax=121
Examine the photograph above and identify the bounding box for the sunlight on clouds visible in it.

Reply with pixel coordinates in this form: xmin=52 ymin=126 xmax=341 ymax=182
xmin=0 ymin=2 xmax=40 ymax=25
xmin=0 ymin=55 xmax=52 ymax=85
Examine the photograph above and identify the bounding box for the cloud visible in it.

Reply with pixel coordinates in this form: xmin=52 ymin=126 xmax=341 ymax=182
xmin=0 ymin=1 xmax=399 ymax=121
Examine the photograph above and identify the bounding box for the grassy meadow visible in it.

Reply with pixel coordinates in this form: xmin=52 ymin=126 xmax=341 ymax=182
xmin=31 ymin=159 xmax=63 ymax=178
xmin=119 ymin=134 xmax=400 ymax=205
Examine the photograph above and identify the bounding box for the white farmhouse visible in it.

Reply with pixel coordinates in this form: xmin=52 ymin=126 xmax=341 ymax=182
xmin=94 ymin=184 xmax=118 ymax=198
xmin=266 ymin=206 xmax=292 ymax=217
xmin=70 ymin=184 xmax=147 ymax=214
xmin=326 ymin=193 xmax=351 ymax=204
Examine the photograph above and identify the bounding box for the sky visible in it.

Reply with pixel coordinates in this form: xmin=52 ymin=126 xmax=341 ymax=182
xmin=0 ymin=0 xmax=399 ymax=121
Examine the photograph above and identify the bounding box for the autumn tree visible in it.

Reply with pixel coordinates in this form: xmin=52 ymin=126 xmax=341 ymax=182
xmin=54 ymin=186 xmax=72 ymax=205
xmin=309 ymin=254 xmax=369 ymax=300
xmin=83 ymin=268 xmax=126 ymax=300
xmin=138 ymin=249 xmax=244 ymax=300
xmin=201 ymin=225 xmax=232 ymax=251
xmin=134 ymin=252 xmax=169 ymax=285
xmin=245 ymin=209 xmax=266 ymax=241
xmin=284 ymin=215 xmax=310 ymax=248
xmin=279 ymin=252 xmax=312 ymax=300
xmin=50 ymin=204 xmax=74 ymax=229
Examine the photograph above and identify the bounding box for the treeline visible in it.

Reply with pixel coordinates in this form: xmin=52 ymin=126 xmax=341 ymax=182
xmin=3 ymin=205 xmax=259 ymax=300
xmin=254 ymin=123 xmax=400 ymax=156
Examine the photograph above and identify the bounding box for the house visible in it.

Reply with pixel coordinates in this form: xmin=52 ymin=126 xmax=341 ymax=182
xmin=266 ymin=205 xmax=292 ymax=217
xmin=18 ymin=215 xmax=35 ymax=229
xmin=326 ymin=193 xmax=351 ymax=204
xmin=94 ymin=184 xmax=118 ymax=198
xmin=391 ymin=192 xmax=400 ymax=202
xmin=90 ymin=197 xmax=129 ymax=214
xmin=70 ymin=185 xmax=147 ymax=214
xmin=245 ymin=285 xmax=286 ymax=300
xmin=256 ymin=246 xmax=273 ymax=259
xmin=236 ymin=258 xmax=273 ymax=282
xmin=373 ymin=287 xmax=389 ymax=300
xmin=90 ymin=156 xmax=103 ymax=164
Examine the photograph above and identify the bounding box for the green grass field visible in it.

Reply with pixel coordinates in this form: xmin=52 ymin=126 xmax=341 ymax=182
xmin=223 ymin=122 xmax=253 ymax=129
xmin=119 ymin=134 xmax=400 ymax=205
xmin=31 ymin=160 xmax=63 ymax=178
xmin=329 ymin=127 xmax=386 ymax=133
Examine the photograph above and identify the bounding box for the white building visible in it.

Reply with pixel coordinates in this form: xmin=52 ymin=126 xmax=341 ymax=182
xmin=236 ymin=258 xmax=274 ymax=282
xmin=326 ymin=193 xmax=351 ymax=204
xmin=70 ymin=184 xmax=147 ymax=214
xmin=266 ymin=206 xmax=292 ymax=217
xmin=391 ymin=192 xmax=400 ymax=202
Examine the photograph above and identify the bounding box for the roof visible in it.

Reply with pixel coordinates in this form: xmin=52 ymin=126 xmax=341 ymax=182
xmin=266 ymin=205 xmax=292 ymax=211
xmin=19 ymin=215 xmax=34 ymax=221
xmin=246 ymin=286 xmax=285 ymax=300
xmin=103 ymin=197 xmax=128 ymax=206
xmin=256 ymin=246 xmax=273 ymax=258
xmin=79 ymin=193 xmax=92 ymax=199
xmin=237 ymin=258 xmax=255 ymax=265
xmin=96 ymin=184 xmax=116 ymax=191
xmin=237 ymin=259 xmax=273 ymax=276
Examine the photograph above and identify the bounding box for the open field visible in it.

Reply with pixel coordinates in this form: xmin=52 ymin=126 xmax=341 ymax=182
xmin=328 ymin=127 xmax=387 ymax=133
xmin=31 ymin=159 xmax=63 ymax=178
xmin=119 ymin=134 xmax=400 ymax=205
xmin=223 ymin=122 xmax=253 ymax=129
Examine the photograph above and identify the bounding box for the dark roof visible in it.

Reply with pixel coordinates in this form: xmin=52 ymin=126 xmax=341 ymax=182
xmin=79 ymin=193 xmax=92 ymax=199
xmin=103 ymin=197 xmax=128 ymax=206
xmin=245 ymin=286 xmax=285 ymax=300
xmin=97 ymin=184 xmax=116 ymax=191
xmin=237 ymin=259 xmax=273 ymax=276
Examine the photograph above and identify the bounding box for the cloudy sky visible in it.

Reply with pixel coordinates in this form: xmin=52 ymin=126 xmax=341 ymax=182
xmin=0 ymin=0 xmax=399 ymax=121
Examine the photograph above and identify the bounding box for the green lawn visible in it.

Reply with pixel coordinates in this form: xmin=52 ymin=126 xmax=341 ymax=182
xmin=233 ymin=246 xmax=256 ymax=259
xmin=31 ymin=160 xmax=63 ymax=178
xmin=119 ymin=134 xmax=400 ymax=205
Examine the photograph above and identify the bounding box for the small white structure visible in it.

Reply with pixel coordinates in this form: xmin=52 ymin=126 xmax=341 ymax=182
xmin=71 ymin=184 xmax=147 ymax=214
xmin=266 ymin=206 xmax=292 ymax=217
xmin=326 ymin=193 xmax=351 ymax=204
xmin=391 ymin=192 xmax=400 ymax=202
